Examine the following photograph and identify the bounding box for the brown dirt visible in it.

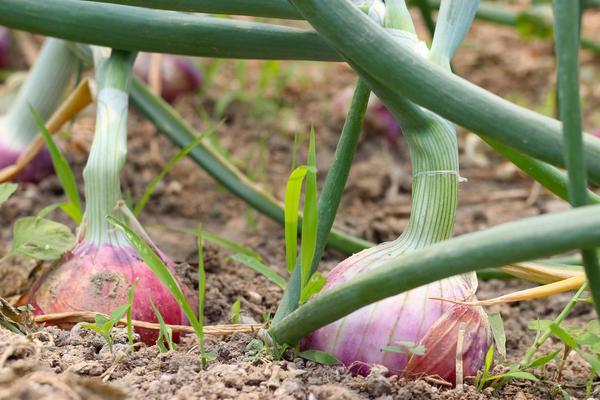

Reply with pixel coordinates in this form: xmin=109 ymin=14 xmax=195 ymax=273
xmin=2 ymin=9 xmax=600 ymax=400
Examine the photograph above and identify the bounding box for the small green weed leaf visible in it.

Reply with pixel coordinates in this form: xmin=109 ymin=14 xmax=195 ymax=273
xmin=30 ymin=106 xmax=82 ymax=224
xmin=0 ymin=183 xmax=17 ymax=207
xmin=298 ymin=349 xmax=339 ymax=365
xmin=151 ymin=301 xmax=176 ymax=352
xmin=300 ymin=127 xmax=318 ymax=288
xmin=110 ymin=304 xmax=129 ymax=322
xmin=382 ymin=341 xmax=425 ymax=356
xmin=12 ymin=217 xmax=75 ymax=260
xmin=528 ymin=320 xmax=553 ymax=332
xmin=81 ymin=323 xmax=105 ymax=336
xmin=487 ymin=312 xmax=506 ymax=359
xmin=284 ymin=165 xmax=308 ymax=272
xmin=204 ymin=351 xmax=218 ymax=361
xmin=232 ymin=253 xmax=287 ymax=289
xmin=492 ymin=371 xmax=539 ymax=382
xmin=300 ymin=271 xmax=326 ymax=303
xmin=550 ymin=323 xmax=578 ymax=349
xmin=528 ymin=350 xmax=560 ymax=369
xmin=230 ymin=297 xmax=241 ymax=324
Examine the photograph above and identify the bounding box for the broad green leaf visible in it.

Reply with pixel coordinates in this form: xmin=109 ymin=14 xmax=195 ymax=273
xmin=232 ymin=253 xmax=287 ymax=289
xmin=298 ymin=349 xmax=339 ymax=365
xmin=11 ymin=217 xmax=75 ymax=260
xmin=30 ymin=106 xmax=83 ymax=224
xmin=580 ymin=351 xmax=600 ymax=374
xmin=527 ymin=350 xmax=560 ymax=369
xmin=300 ymin=271 xmax=326 ymax=303
xmin=550 ymin=323 xmax=578 ymax=349
xmin=230 ymin=297 xmax=241 ymax=324
xmin=487 ymin=312 xmax=506 ymax=359
xmin=284 ymin=165 xmax=308 ymax=272
xmin=0 ymin=183 xmax=17 ymax=208
xmin=134 ymin=125 xmax=218 ymax=216
xmin=495 ymin=371 xmax=539 ymax=382
xmin=300 ymin=127 xmax=318 ymax=287
xmin=109 ymin=304 xmax=129 ymax=322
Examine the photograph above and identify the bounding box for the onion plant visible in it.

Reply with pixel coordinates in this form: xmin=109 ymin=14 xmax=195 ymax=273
xmin=28 ymin=49 xmax=196 ymax=344
xmin=4 ymin=0 xmax=600 ymax=387
xmin=0 ymin=38 xmax=77 ymax=182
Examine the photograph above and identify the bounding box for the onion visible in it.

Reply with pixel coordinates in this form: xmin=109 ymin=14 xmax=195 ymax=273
xmin=29 ymin=243 xmax=193 ymax=343
xmin=134 ymin=53 xmax=202 ymax=103
xmin=26 ymin=51 xmax=198 ymax=345
xmin=0 ymin=38 xmax=76 ymax=182
xmin=301 ymin=244 xmax=490 ymax=379
xmin=0 ymin=27 xmax=10 ymax=69
xmin=0 ymin=132 xmax=53 ymax=182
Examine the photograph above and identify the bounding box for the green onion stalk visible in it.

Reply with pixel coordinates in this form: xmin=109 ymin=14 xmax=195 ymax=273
xmin=28 ymin=48 xmax=196 ymax=344
xmin=0 ymin=38 xmax=77 ymax=182
xmin=290 ymin=0 xmax=491 ymax=384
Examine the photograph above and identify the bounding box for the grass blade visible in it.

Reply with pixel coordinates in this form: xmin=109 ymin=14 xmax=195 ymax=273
xmin=30 ymin=106 xmax=82 ymax=224
xmin=232 ymin=253 xmax=287 ymax=289
xmin=134 ymin=124 xmax=219 ymax=216
xmin=300 ymin=128 xmax=318 ymax=287
xmin=197 ymin=224 xmax=208 ymax=368
xmin=284 ymin=166 xmax=308 ymax=273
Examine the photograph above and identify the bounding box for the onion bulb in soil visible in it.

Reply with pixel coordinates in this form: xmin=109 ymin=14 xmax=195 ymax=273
xmin=300 ymin=244 xmax=492 ymax=383
xmin=29 ymin=243 xmax=194 ymax=344
xmin=134 ymin=53 xmax=202 ymax=103
xmin=29 ymin=50 xmax=196 ymax=344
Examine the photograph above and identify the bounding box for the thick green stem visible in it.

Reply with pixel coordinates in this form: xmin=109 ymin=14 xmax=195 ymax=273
xmin=273 ymin=79 xmax=370 ymax=323
xmin=284 ymin=0 xmax=600 ymax=185
xmin=0 ymin=0 xmax=338 ymax=62
xmin=553 ymin=0 xmax=600 ymax=317
xmin=82 ymin=50 xmax=136 ymax=246
xmin=269 ymin=204 xmax=600 ymax=345
xmin=2 ymin=38 xmax=76 ymax=148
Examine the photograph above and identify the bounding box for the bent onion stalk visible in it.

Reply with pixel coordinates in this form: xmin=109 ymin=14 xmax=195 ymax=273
xmin=0 ymin=38 xmax=77 ymax=182
xmin=29 ymin=48 xmax=195 ymax=344
xmin=299 ymin=0 xmax=490 ymax=383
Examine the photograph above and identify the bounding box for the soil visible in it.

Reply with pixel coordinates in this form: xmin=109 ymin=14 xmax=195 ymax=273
xmin=1 ymin=7 xmax=600 ymax=400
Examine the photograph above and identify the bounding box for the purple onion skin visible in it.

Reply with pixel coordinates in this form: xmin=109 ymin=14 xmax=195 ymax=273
xmin=0 ymin=27 xmax=10 ymax=69
xmin=0 ymin=141 xmax=54 ymax=183
xmin=370 ymin=101 xmax=402 ymax=145
xmin=134 ymin=53 xmax=202 ymax=103
xmin=29 ymin=243 xmax=197 ymax=344
xmin=404 ymin=304 xmax=492 ymax=384
xmin=300 ymin=243 xmax=477 ymax=377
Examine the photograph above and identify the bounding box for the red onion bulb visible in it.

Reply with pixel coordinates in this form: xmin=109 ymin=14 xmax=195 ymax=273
xmin=301 ymin=242 xmax=491 ymax=381
xmin=29 ymin=243 xmax=195 ymax=344
xmin=0 ymin=27 xmax=11 ymax=69
xmin=134 ymin=53 xmax=202 ymax=103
